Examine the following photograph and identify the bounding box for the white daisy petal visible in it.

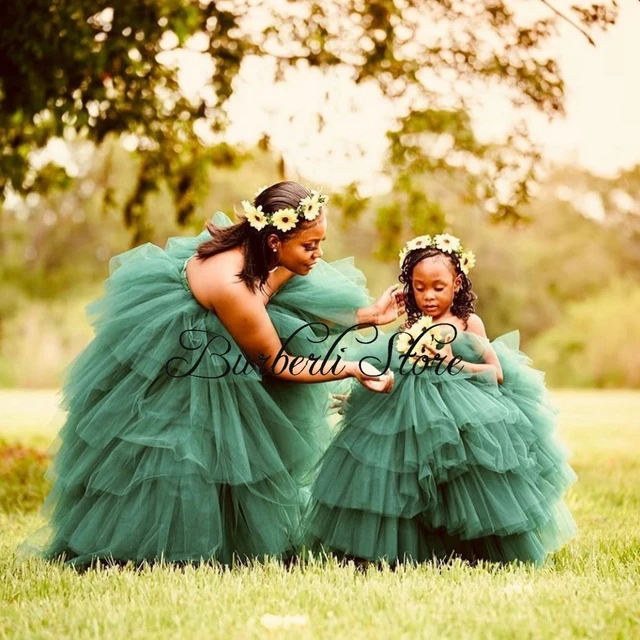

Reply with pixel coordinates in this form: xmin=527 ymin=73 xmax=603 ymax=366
xmin=459 ymin=250 xmax=476 ymax=274
xmin=254 ymin=185 xmax=269 ymax=198
xmin=395 ymin=332 xmax=414 ymax=354
xmin=434 ymin=233 xmax=461 ymax=253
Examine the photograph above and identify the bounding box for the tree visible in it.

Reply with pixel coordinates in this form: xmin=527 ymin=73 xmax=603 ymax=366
xmin=0 ymin=0 xmax=619 ymax=250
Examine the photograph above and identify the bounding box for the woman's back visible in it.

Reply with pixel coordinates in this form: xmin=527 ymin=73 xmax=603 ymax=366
xmin=185 ymin=247 xmax=296 ymax=312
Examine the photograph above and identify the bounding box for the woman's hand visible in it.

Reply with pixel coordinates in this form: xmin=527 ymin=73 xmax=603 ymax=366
xmin=347 ymin=361 xmax=394 ymax=393
xmin=359 ymin=285 xmax=405 ymax=326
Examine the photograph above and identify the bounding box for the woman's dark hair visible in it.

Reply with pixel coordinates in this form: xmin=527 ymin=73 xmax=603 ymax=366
xmin=399 ymin=246 xmax=477 ymax=329
xmin=195 ymin=181 xmax=321 ymax=292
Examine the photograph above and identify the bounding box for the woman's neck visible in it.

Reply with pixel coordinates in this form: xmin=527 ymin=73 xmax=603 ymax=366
xmin=262 ymin=267 xmax=297 ymax=300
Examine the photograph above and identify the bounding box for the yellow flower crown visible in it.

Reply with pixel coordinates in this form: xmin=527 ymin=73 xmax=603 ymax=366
xmin=240 ymin=186 xmax=329 ymax=233
xmin=398 ymin=233 xmax=476 ymax=275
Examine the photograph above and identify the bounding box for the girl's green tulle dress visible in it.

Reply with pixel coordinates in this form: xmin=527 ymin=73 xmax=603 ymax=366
xmin=305 ymin=328 xmax=578 ymax=565
xmin=20 ymin=213 xmax=371 ymax=567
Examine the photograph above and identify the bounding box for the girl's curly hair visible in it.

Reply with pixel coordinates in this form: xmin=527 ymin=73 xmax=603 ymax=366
xmin=398 ymin=247 xmax=477 ymax=329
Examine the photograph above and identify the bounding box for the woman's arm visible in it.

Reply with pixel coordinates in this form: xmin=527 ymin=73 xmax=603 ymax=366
xmin=210 ymin=281 xmax=393 ymax=390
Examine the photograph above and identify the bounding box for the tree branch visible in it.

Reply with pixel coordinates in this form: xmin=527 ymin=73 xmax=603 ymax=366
xmin=538 ymin=0 xmax=596 ymax=46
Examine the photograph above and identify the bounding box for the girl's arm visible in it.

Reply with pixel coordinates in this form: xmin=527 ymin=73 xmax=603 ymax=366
xmin=431 ymin=314 xmax=504 ymax=384
xmin=458 ymin=314 xmax=504 ymax=383
xmin=210 ymin=281 xmax=394 ymax=390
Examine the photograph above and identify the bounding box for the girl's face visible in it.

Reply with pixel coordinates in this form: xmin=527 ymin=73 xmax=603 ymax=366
xmin=411 ymin=255 xmax=462 ymax=320
xmin=269 ymin=211 xmax=327 ymax=275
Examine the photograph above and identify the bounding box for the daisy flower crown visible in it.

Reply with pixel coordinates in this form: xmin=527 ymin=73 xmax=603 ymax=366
xmin=239 ymin=185 xmax=329 ymax=233
xmin=398 ymin=233 xmax=476 ymax=276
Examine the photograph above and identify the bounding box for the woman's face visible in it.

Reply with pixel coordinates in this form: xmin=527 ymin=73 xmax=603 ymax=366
xmin=411 ymin=255 xmax=461 ymax=320
xmin=271 ymin=212 xmax=327 ymax=275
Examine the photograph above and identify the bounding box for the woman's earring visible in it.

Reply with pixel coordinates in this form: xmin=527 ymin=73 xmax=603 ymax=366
xmin=269 ymin=248 xmax=280 ymax=273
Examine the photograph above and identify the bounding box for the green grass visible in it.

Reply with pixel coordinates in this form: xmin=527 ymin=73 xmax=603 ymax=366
xmin=0 ymin=390 xmax=639 ymax=639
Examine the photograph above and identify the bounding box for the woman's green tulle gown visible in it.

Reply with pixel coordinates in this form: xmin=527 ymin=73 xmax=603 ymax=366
xmin=20 ymin=213 xmax=371 ymax=567
xmin=305 ymin=327 xmax=578 ymax=565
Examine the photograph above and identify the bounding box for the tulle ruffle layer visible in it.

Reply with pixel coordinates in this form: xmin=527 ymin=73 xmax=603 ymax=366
xmin=21 ymin=214 xmax=371 ymax=566
xmin=306 ymin=330 xmax=578 ymax=565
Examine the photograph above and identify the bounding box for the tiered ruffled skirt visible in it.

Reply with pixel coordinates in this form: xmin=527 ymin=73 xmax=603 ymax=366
xmin=21 ymin=217 xmax=371 ymax=567
xmin=305 ymin=331 xmax=578 ymax=565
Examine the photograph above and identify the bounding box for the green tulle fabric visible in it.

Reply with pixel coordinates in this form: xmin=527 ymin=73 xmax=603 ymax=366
xmin=19 ymin=213 xmax=371 ymax=567
xmin=305 ymin=328 xmax=578 ymax=566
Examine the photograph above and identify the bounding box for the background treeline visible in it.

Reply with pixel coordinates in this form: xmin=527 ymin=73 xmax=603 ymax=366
xmin=1 ymin=139 xmax=638 ymax=389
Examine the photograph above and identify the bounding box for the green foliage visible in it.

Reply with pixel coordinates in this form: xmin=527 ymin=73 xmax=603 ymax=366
xmin=0 ymin=0 xmax=619 ymax=244
xmin=529 ymin=281 xmax=640 ymax=388
xmin=465 ymin=194 xmax=638 ymax=343
xmin=0 ymin=0 xmax=248 ymax=238
xmin=0 ymin=440 xmax=50 ymax=513
xmin=0 ymin=294 xmax=97 ymax=389
xmin=341 ymin=165 xmax=640 ymax=354
xmin=1 ymin=148 xmax=639 ymax=388
xmin=0 ymin=144 xmax=287 ymax=389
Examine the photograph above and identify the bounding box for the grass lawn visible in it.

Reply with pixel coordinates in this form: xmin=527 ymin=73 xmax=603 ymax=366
xmin=0 ymin=389 xmax=639 ymax=639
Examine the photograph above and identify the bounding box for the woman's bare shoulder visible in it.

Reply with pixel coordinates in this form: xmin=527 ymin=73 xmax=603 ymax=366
xmin=187 ymin=248 xmax=259 ymax=310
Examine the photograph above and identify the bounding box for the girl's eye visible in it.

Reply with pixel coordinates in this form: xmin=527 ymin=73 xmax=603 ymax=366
xmin=435 ymin=288 xmax=444 ymax=292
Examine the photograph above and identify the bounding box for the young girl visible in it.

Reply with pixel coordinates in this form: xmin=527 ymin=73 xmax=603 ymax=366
xmin=20 ymin=181 xmax=400 ymax=568
xmin=305 ymin=233 xmax=577 ymax=565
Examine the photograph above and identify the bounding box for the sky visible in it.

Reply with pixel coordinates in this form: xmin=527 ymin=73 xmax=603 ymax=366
xmin=504 ymin=0 xmax=640 ymax=179
xmin=182 ymin=0 xmax=640 ymax=194
xmin=26 ymin=0 xmax=640 ymax=203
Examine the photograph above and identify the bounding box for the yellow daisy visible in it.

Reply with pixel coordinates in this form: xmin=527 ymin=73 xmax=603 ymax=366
xmin=299 ymin=190 xmax=327 ymax=221
xmin=409 ymin=341 xmax=431 ymax=365
xmin=434 ymin=233 xmax=461 ymax=254
xmin=459 ymin=250 xmax=476 ymax=275
xmin=396 ymin=331 xmax=414 ymax=355
xmin=410 ymin=315 xmax=434 ymax=338
xmin=406 ymin=235 xmax=432 ymax=251
xmin=241 ymin=200 xmax=268 ymax=231
xmin=271 ymin=208 xmax=299 ymax=233
xmin=426 ymin=326 xmax=444 ymax=346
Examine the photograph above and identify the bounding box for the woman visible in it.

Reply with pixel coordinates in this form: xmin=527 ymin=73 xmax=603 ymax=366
xmin=20 ymin=181 xmax=401 ymax=567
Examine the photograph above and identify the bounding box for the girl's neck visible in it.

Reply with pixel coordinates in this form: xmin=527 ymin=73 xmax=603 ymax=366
xmin=426 ymin=308 xmax=453 ymax=323
xmin=423 ymin=310 xmax=467 ymax=332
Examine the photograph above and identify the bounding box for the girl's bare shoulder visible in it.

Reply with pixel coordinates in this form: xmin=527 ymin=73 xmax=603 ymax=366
xmin=465 ymin=313 xmax=487 ymax=337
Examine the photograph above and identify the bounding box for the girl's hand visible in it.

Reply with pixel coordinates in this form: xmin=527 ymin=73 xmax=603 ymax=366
xmin=371 ymin=285 xmax=406 ymax=325
xmin=329 ymin=393 xmax=350 ymax=415
xmin=426 ymin=341 xmax=454 ymax=364
xmin=348 ymin=361 xmax=395 ymax=393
